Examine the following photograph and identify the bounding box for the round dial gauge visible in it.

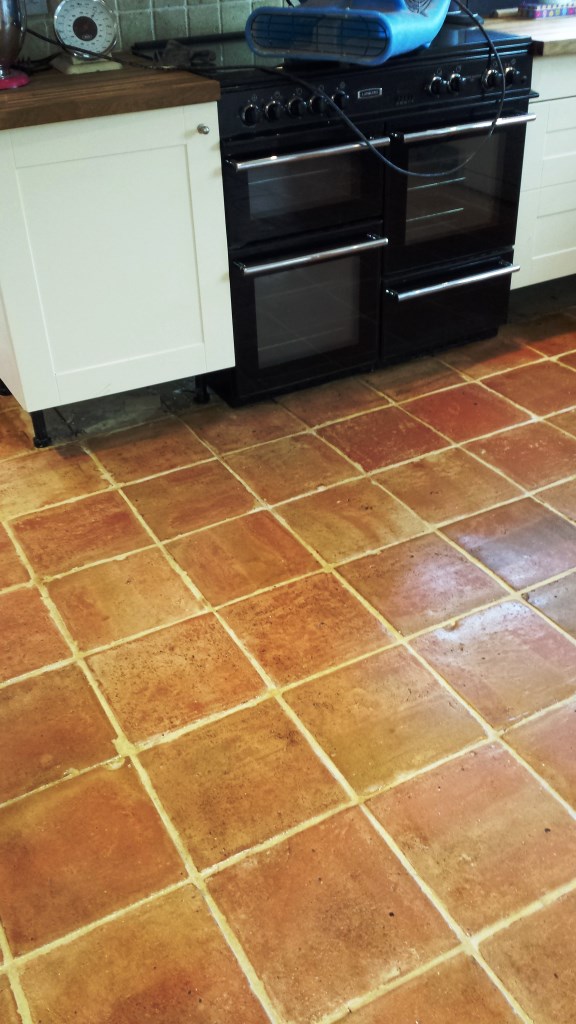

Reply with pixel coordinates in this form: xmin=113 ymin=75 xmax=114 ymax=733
xmin=53 ymin=0 xmax=118 ymax=58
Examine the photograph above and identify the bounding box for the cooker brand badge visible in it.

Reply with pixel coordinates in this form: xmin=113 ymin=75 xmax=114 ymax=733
xmin=357 ymin=87 xmax=383 ymax=100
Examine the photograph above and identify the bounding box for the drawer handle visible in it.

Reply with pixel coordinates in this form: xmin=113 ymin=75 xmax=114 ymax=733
xmin=234 ymin=234 xmax=388 ymax=276
xmin=386 ymin=263 xmax=520 ymax=302
xmin=398 ymin=114 xmax=536 ymax=144
xmin=227 ymin=137 xmax=391 ymax=172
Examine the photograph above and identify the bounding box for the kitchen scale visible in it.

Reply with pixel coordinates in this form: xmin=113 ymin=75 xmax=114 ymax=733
xmin=51 ymin=0 xmax=121 ymax=72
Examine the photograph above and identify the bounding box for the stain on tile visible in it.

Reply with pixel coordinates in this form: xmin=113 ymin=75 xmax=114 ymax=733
xmin=404 ymin=383 xmax=527 ymax=443
xmin=319 ymin=406 xmax=446 ymax=472
xmin=224 ymin=433 xmax=359 ymax=504
xmin=0 ymin=586 xmax=70 ymax=683
xmin=370 ymin=744 xmax=576 ymax=933
xmin=0 ymin=763 xmax=185 ymax=954
xmin=47 ymin=549 xmax=202 ymax=650
xmin=87 ymin=417 xmax=212 ymax=482
xmin=286 ymin=647 xmax=484 ymax=794
xmin=505 ymin=698 xmax=576 ymax=809
xmin=437 ymin=332 xmax=542 ymax=379
xmin=182 ymin=400 xmax=305 ymax=452
xmin=413 ymin=601 xmax=576 ymax=728
xmin=168 ymin=510 xmax=319 ymax=605
xmin=466 ymin=421 xmax=576 ymax=490
xmin=485 ymin=361 xmax=576 ymax=416
xmin=363 ymin=356 xmax=465 ymax=400
xmin=526 ymin=572 xmax=576 ymax=638
xmin=0 ymin=446 xmax=107 ymax=520
xmin=12 ymin=491 xmax=151 ymax=577
xmin=20 ymin=886 xmax=270 ymax=1024
xmin=339 ymin=534 xmax=504 ymax=635
xmin=221 ymin=573 xmax=392 ymax=685
xmin=87 ymin=614 xmax=265 ymax=743
xmin=0 ymin=524 xmax=29 ymax=589
xmin=278 ymin=376 xmax=388 ymax=425
xmin=0 ymin=976 xmax=21 ymax=1024
xmin=537 ymin=479 xmax=576 ymax=522
xmin=208 ymin=808 xmax=456 ymax=1024
xmin=0 ymin=406 xmax=35 ymax=460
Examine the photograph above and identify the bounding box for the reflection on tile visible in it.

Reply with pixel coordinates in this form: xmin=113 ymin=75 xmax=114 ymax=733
xmin=438 ymin=332 xmax=542 ymax=379
xmin=527 ymin=572 xmax=576 ymax=638
xmin=507 ymin=311 xmax=576 ymax=356
xmin=466 ymin=421 xmax=576 ymax=490
xmin=370 ymin=744 xmax=576 ymax=933
xmin=404 ymin=384 xmax=527 ymax=443
xmin=277 ymin=376 xmax=388 ymax=425
xmin=0 ymin=446 xmax=106 ymax=520
xmin=363 ymin=357 xmax=465 ymax=400
xmin=485 ymin=361 xmax=576 ymax=416
xmin=87 ymin=417 xmax=211 ymax=482
xmin=0 ymin=524 xmax=29 ymax=589
xmin=319 ymin=406 xmax=446 ymax=472
xmin=225 ymin=433 xmax=359 ymax=504
xmin=506 ymin=698 xmax=576 ymax=809
xmin=0 ymin=586 xmax=70 ymax=683
xmin=183 ymin=400 xmax=305 ymax=453
xmin=208 ymin=809 xmax=455 ymax=1024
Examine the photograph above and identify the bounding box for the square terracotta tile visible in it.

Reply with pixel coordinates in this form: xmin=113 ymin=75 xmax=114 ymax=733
xmin=0 ymin=586 xmax=70 ymax=683
xmin=338 ymin=534 xmax=505 ymax=636
xmin=482 ymin=890 xmax=576 ymax=1024
xmin=404 ymin=384 xmax=527 ymax=443
xmin=224 ymin=434 xmax=359 ymax=504
xmin=12 ymin=491 xmax=151 ymax=577
xmin=182 ymin=399 xmax=305 ymax=453
xmin=285 ymin=647 xmax=484 ymax=794
xmin=376 ymin=448 xmax=520 ymax=525
xmin=0 ymin=664 xmax=117 ymax=803
xmin=0 ymin=977 xmax=20 ymax=1024
xmin=0 ymin=446 xmax=106 ymax=520
xmin=526 ymin=571 xmax=576 ymax=638
xmin=0 ymin=524 xmax=28 ymax=589
xmin=47 ymin=549 xmax=203 ymax=650
xmin=537 ymin=479 xmax=576 ymax=522
xmin=442 ymin=499 xmax=576 ymax=589
xmin=87 ymin=614 xmax=265 ymax=743
xmin=437 ymin=332 xmax=542 ymax=380
xmin=484 ymin=361 xmax=576 ymax=416
xmin=168 ymin=510 xmax=319 ymax=605
xmin=363 ymin=357 xmax=465 ymax=400
xmin=208 ymin=809 xmax=456 ymax=1024
xmin=277 ymin=376 xmax=388 ymax=425
xmin=20 ymin=886 xmax=270 ymax=1024
xmin=0 ymin=406 xmax=35 ymax=460
xmin=277 ymin=478 xmax=426 ymax=563
xmin=87 ymin=417 xmax=212 ymax=482
xmin=123 ymin=461 xmax=257 ymax=540
xmin=559 ymin=349 xmax=576 ymax=370
xmin=0 ymin=763 xmax=185 ymax=954
xmin=413 ymin=601 xmax=576 ymax=728
xmin=319 ymin=406 xmax=446 ymax=472
xmin=348 ymin=954 xmax=521 ymax=1024
xmin=220 ymin=573 xmax=393 ymax=686
xmin=141 ymin=700 xmax=345 ymax=868
xmin=548 ymin=408 xmax=576 ymax=438
xmin=466 ymin=421 xmax=576 ymax=490
xmin=370 ymin=744 xmax=576 ymax=933
xmin=507 ymin=311 xmax=576 ymax=356
xmin=505 ymin=699 xmax=576 ymax=809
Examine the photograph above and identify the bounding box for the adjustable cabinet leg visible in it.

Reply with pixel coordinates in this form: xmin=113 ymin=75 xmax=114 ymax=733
xmin=30 ymin=410 xmax=52 ymax=449
xmin=193 ymin=375 xmax=210 ymax=405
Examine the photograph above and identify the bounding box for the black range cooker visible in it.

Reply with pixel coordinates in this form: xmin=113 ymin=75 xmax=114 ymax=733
xmin=135 ymin=27 xmax=535 ymax=405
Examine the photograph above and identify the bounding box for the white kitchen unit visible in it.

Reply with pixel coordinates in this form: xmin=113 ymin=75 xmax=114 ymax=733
xmin=512 ymin=54 xmax=576 ymax=289
xmin=0 ymin=101 xmax=233 ymax=411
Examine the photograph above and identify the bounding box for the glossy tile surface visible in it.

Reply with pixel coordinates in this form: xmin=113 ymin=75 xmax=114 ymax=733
xmin=404 ymin=383 xmax=527 ymax=442
xmin=319 ymin=405 xmax=446 ymax=471
xmin=485 ymin=360 xmax=576 ymax=415
xmin=505 ymin=698 xmax=576 ymax=808
xmin=467 ymin=420 xmax=576 ymax=489
xmin=526 ymin=571 xmax=576 ymax=638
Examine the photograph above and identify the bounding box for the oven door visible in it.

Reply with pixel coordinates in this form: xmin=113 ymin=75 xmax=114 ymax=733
xmin=209 ymin=229 xmax=387 ymax=404
xmin=385 ymin=111 xmax=535 ymax=273
xmin=222 ymin=129 xmax=389 ymax=251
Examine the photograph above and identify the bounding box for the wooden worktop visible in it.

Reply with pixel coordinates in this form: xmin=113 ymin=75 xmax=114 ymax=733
xmin=0 ymin=62 xmax=220 ymax=131
xmin=484 ymin=13 xmax=576 ymax=54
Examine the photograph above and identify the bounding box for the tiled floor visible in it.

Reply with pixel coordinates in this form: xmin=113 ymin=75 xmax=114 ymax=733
xmin=1 ymin=279 xmax=576 ymax=1024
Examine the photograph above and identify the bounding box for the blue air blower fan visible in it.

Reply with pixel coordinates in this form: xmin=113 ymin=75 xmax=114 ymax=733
xmin=246 ymin=0 xmax=452 ymax=66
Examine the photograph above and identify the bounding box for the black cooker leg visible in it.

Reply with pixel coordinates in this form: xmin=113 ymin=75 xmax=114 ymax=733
xmin=30 ymin=410 xmax=52 ymax=449
xmin=193 ymin=375 xmax=210 ymax=405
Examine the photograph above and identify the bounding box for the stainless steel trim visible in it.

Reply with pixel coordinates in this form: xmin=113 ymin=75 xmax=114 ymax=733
xmin=235 ymin=235 xmax=388 ymax=276
xmin=227 ymin=137 xmax=391 ymax=172
xmin=386 ymin=263 xmax=520 ymax=302
xmin=399 ymin=113 xmax=536 ymax=144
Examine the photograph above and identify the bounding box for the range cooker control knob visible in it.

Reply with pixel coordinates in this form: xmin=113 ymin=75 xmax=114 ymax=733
xmin=309 ymin=93 xmax=328 ymax=115
xmin=426 ymin=75 xmax=445 ymax=96
xmin=240 ymin=103 xmax=261 ymax=126
xmin=448 ymin=72 xmax=464 ymax=93
xmin=482 ymin=67 xmax=503 ymax=90
xmin=264 ymin=100 xmax=284 ymax=121
xmin=331 ymin=89 xmax=349 ymax=110
xmin=287 ymin=96 xmax=308 ymax=117
xmin=504 ymin=65 xmax=520 ymax=86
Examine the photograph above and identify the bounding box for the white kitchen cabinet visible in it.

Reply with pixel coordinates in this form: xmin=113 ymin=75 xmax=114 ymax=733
xmin=512 ymin=55 xmax=576 ymax=288
xmin=0 ymin=101 xmax=233 ymax=411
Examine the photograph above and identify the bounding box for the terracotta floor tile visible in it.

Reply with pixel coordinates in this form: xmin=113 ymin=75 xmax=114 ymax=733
xmin=0 ymin=977 xmax=20 ymax=1024
xmin=286 ymin=647 xmax=484 ymax=795
xmin=182 ymin=399 xmax=305 ymax=453
xmin=349 ymin=954 xmax=520 ymax=1024
xmin=0 ymin=665 xmax=116 ymax=803
xmin=413 ymin=601 xmax=576 ymax=728
xmin=0 ymin=524 xmax=29 ymax=589
xmin=12 ymin=491 xmax=151 ymax=577
xmin=484 ymin=361 xmax=576 ymax=416
xmin=87 ymin=614 xmax=265 ymax=743
xmin=277 ymin=376 xmax=388 ymax=425
xmin=168 ymin=510 xmax=319 ymax=605
xmin=0 ymin=764 xmax=185 ymax=954
xmin=376 ymin=448 xmax=520 ymax=525
xmin=220 ymin=573 xmax=392 ymax=685
xmin=141 ymin=700 xmax=345 ymax=868
xmin=47 ymin=549 xmax=202 ymax=650
xmin=224 ymin=434 xmax=359 ymax=504
xmin=20 ymin=886 xmax=270 ymax=1024
xmin=466 ymin=421 xmax=576 ymax=490
xmin=559 ymin=348 xmax=576 ymax=370
xmin=526 ymin=571 xmax=576 ymax=638
xmin=537 ymin=479 xmax=576 ymax=522
xmin=278 ymin=478 xmax=426 ymax=563
xmin=437 ymin=332 xmax=542 ymax=379
xmin=339 ymin=534 xmax=504 ymax=635
xmin=442 ymin=499 xmax=576 ymax=588
xmin=0 ymin=446 xmax=106 ymax=520
xmin=319 ymin=406 xmax=446 ymax=472
xmin=363 ymin=356 xmax=465 ymax=400
xmin=0 ymin=406 xmax=35 ymax=460
xmin=123 ymin=461 xmax=257 ymax=540
xmin=505 ymin=699 xmax=576 ymax=809
xmin=87 ymin=417 xmax=211 ymax=482
xmin=548 ymin=407 xmax=576 ymax=438
xmin=0 ymin=587 xmax=70 ymax=683
xmin=404 ymin=383 xmax=528 ymax=443
xmin=507 ymin=311 xmax=576 ymax=356
xmin=208 ymin=809 xmax=455 ymax=1024
xmin=370 ymin=744 xmax=576 ymax=933
xmin=482 ymin=890 xmax=576 ymax=1024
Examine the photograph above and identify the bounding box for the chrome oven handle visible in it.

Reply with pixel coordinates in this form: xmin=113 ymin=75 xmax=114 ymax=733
xmin=235 ymin=234 xmax=388 ymax=276
xmin=386 ymin=262 xmax=520 ymax=302
xmin=226 ymin=136 xmax=391 ymax=172
xmin=398 ymin=113 xmax=536 ymax=144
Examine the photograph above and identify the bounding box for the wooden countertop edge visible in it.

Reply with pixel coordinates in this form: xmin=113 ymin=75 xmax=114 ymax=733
xmin=0 ymin=66 xmax=220 ymax=131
